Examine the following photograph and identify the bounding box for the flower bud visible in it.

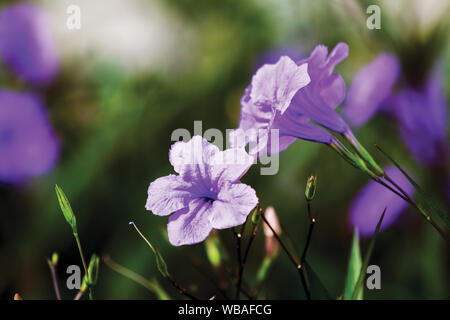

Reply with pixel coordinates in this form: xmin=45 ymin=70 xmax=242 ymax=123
xmin=13 ymin=293 xmax=23 ymax=300
xmin=305 ymin=175 xmax=316 ymax=201
xmin=87 ymin=254 xmax=100 ymax=286
xmin=55 ymin=184 xmax=77 ymax=232
xmin=250 ymin=205 xmax=261 ymax=225
xmin=51 ymin=252 xmax=59 ymax=266
xmin=263 ymin=207 xmax=281 ymax=259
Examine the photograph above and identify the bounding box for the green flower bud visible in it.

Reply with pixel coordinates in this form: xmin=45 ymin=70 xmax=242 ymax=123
xmin=305 ymin=175 xmax=316 ymax=201
xmin=250 ymin=205 xmax=261 ymax=225
xmin=55 ymin=184 xmax=77 ymax=232
xmin=87 ymin=254 xmax=100 ymax=286
xmin=51 ymin=252 xmax=59 ymax=266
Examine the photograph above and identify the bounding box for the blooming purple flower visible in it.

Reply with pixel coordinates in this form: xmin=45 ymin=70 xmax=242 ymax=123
xmin=391 ymin=75 xmax=447 ymax=166
xmin=146 ymin=136 xmax=258 ymax=246
xmin=231 ymin=43 xmax=351 ymax=156
xmin=349 ymin=166 xmax=415 ymax=236
xmin=230 ymin=55 xmax=312 ymax=155
xmin=344 ymin=54 xmax=400 ymax=127
xmin=0 ymin=90 xmax=60 ymax=184
xmin=0 ymin=3 xmax=59 ymax=85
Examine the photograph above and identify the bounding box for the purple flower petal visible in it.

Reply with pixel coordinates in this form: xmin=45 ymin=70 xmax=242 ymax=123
xmin=0 ymin=4 xmax=59 ymax=85
xmin=349 ymin=166 xmax=415 ymax=236
xmin=250 ymin=56 xmax=310 ymax=114
xmin=169 ymin=135 xmax=219 ymax=176
xmin=231 ymin=51 xmax=338 ymax=155
xmin=291 ymin=43 xmax=349 ymax=133
xmin=344 ymin=53 xmax=400 ymax=127
xmin=209 ymin=148 xmax=254 ymax=186
xmin=209 ymin=183 xmax=258 ymax=229
xmin=146 ymin=174 xmax=195 ymax=216
xmin=393 ymin=75 xmax=447 ymax=166
xmin=0 ymin=90 xmax=59 ymax=184
xmin=167 ymin=198 xmax=214 ymax=246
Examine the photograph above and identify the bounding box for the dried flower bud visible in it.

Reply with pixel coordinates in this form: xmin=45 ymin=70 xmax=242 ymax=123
xmin=13 ymin=293 xmax=23 ymax=300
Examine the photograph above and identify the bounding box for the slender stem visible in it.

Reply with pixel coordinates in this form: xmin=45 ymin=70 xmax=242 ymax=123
xmin=183 ymin=250 xmax=230 ymax=300
xmin=236 ymin=223 xmax=259 ymax=299
xmin=73 ymin=232 xmax=93 ymax=300
xmin=167 ymin=277 xmax=199 ymax=300
xmin=234 ymin=217 xmax=248 ymax=300
xmin=301 ymin=202 xmax=316 ymax=263
xmin=129 ymin=222 xmax=200 ymax=300
xmin=279 ymin=223 xmax=301 ymax=261
xmin=74 ymin=289 xmax=84 ymax=300
xmin=48 ymin=264 xmax=61 ymax=300
xmin=261 ymin=212 xmax=311 ymax=300
xmin=102 ymin=254 xmax=170 ymax=300
xmin=381 ymin=175 xmax=449 ymax=243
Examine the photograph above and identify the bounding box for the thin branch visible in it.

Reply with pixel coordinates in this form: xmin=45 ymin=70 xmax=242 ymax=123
xmin=102 ymin=254 xmax=170 ymax=300
xmin=261 ymin=212 xmax=311 ymax=300
xmin=47 ymin=263 xmax=61 ymax=300
xmin=301 ymin=202 xmax=316 ymax=263
xmin=234 ymin=216 xmax=248 ymax=299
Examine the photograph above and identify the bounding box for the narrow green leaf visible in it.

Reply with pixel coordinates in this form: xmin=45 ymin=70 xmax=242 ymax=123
xmin=375 ymin=145 xmax=450 ymax=228
xmin=55 ymin=184 xmax=77 ymax=231
xmin=351 ymin=209 xmax=385 ymax=299
xmin=129 ymin=222 xmax=170 ymax=278
xmin=344 ymin=229 xmax=363 ymax=300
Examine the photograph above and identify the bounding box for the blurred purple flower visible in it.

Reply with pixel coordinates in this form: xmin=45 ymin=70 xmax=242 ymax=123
xmin=344 ymin=54 xmax=400 ymax=127
xmin=146 ymin=136 xmax=258 ymax=246
xmin=231 ymin=43 xmax=351 ymax=155
xmin=349 ymin=166 xmax=415 ymax=236
xmin=343 ymin=53 xmax=448 ymax=166
xmin=392 ymin=75 xmax=447 ymax=166
xmin=0 ymin=90 xmax=59 ymax=184
xmin=0 ymin=3 xmax=59 ymax=85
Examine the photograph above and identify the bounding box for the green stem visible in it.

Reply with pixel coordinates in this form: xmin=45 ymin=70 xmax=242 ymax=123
xmin=73 ymin=232 xmax=93 ymax=300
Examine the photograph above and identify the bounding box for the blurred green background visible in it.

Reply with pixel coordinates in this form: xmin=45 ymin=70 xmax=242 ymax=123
xmin=0 ymin=0 xmax=449 ymax=300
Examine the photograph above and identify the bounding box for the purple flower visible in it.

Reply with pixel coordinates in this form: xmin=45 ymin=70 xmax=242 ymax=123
xmin=146 ymin=136 xmax=258 ymax=246
xmin=349 ymin=166 xmax=414 ymax=236
xmin=0 ymin=3 xmax=59 ymax=85
xmin=392 ymin=75 xmax=447 ymax=166
xmin=0 ymin=90 xmax=60 ymax=184
xmin=230 ymin=55 xmax=312 ymax=155
xmin=344 ymin=54 xmax=400 ymax=127
xmin=231 ymin=43 xmax=351 ymax=156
